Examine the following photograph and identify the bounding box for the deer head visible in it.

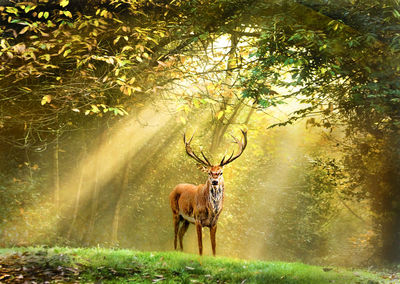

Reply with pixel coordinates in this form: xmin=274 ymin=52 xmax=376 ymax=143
xmin=183 ymin=130 xmax=247 ymax=187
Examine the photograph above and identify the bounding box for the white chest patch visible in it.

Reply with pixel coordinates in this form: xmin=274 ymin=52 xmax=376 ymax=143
xmin=179 ymin=211 xmax=195 ymax=223
xmin=209 ymin=185 xmax=223 ymax=214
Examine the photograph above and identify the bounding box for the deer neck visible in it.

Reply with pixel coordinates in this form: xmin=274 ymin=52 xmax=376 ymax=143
xmin=206 ymin=178 xmax=224 ymax=214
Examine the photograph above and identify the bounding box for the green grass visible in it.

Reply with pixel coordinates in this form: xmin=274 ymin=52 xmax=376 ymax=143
xmin=0 ymin=247 xmax=387 ymax=283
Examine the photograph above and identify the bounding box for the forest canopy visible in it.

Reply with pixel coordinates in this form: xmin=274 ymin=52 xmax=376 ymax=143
xmin=0 ymin=0 xmax=399 ymax=265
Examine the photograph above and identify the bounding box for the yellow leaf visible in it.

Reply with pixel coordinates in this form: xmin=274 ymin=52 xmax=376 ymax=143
xmin=180 ymin=116 xmax=186 ymax=125
xmin=41 ymin=95 xmax=52 ymax=105
xmin=91 ymin=104 xmax=100 ymax=113
xmin=63 ymin=49 xmax=71 ymax=57
xmin=333 ymin=23 xmax=339 ymax=31
xmin=42 ymin=54 xmax=50 ymax=62
xmin=63 ymin=10 xmax=72 ymax=18
xmin=21 ymin=87 xmax=32 ymax=92
xmin=217 ymin=110 xmax=224 ymax=120
xmin=19 ymin=26 xmax=29 ymax=35
xmin=193 ymin=99 xmax=200 ymax=108
xmin=60 ymin=0 xmax=69 ymax=7
xmin=113 ymin=36 xmax=121 ymax=45
xmin=0 ymin=39 xmax=7 ymax=49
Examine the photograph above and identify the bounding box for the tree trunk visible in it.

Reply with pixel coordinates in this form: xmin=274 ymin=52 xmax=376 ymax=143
xmin=210 ymin=99 xmax=245 ymax=154
xmin=67 ymin=131 xmax=87 ymax=240
xmin=85 ymin=125 xmax=106 ymax=245
xmin=377 ymin=167 xmax=400 ymax=263
xmin=111 ymin=162 xmax=130 ymax=245
xmin=380 ymin=213 xmax=400 ymax=262
xmin=210 ymin=32 xmax=242 ymax=154
xmin=244 ymin=105 xmax=255 ymax=125
xmin=369 ymin=135 xmax=400 ymax=263
xmin=85 ymin=154 xmax=99 ymax=245
xmin=54 ymin=130 xmax=60 ymax=216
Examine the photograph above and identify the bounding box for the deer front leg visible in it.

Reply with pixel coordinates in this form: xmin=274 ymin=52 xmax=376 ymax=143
xmin=195 ymin=221 xmax=203 ymax=255
xmin=210 ymin=225 xmax=217 ymax=256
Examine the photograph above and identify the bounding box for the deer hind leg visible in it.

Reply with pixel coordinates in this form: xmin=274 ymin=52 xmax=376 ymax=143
xmin=173 ymin=214 xmax=180 ymax=250
xmin=178 ymin=220 xmax=189 ymax=251
xmin=210 ymin=225 xmax=217 ymax=256
xmin=195 ymin=221 xmax=203 ymax=255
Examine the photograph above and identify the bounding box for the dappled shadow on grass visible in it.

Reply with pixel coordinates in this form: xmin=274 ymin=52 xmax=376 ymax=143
xmin=0 ymin=250 xmax=146 ymax=283
xmin=0 ymin=250 xmax=80 ymax=283
xmin=0 ymin=247 xmax=390 ymax=283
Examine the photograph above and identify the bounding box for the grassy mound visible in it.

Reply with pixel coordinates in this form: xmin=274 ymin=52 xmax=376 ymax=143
xmin=0 ymin=247 xmax=390 ymax=283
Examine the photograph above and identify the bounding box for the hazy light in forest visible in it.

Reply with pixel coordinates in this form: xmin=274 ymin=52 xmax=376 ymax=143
xmin=2 ymin=29 xmax=368 ymax=264
xmin=6 ymin=103 xmax=173 ymax=243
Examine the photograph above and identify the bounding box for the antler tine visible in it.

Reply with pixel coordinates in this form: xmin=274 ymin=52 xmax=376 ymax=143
xmin=220 ymin=150 xmax=234 ymax=165
xmin=183 ymin=132 xmax=194 ymax=144
xmin=230 ymin=134 xmax=240 ymax=144
xmin=201 ymin=151 xmax=212 ymax=166
xmin=183 ymin=132 xmax=211 ymax=167
xmin=220 ymin=129 xmax=247 ymax=166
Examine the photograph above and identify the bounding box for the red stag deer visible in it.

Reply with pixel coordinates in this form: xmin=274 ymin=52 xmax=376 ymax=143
xmin=169 ymin=130 xmax=247 ymax=256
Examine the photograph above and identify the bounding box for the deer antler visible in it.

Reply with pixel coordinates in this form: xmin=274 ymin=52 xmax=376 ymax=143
xmin=184 ymin=133 xmax=212 ymax=167
xmin=220 ymin=129 xmax=247 ymax=166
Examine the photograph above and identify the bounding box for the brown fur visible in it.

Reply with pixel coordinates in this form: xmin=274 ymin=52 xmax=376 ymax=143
xmin=171 ymin=130 xmax=246 ymax=256
xmin=169 ymin=166 xmax=224 ymax=256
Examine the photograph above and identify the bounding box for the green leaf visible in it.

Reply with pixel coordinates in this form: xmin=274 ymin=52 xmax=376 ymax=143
xmin=393 ymin=9 xmax=400 ymax=19
xmin=6 ymin=7 xmax=19 ymax=15
xmin=63 ymin=49 xmax=71 ymax=57
xmin=25 ymin=5 xmax=36 ymax=13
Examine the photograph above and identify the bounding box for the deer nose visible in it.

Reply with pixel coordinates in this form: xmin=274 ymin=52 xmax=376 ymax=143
xmin=212 ymin=180 xmax=218 ymax=185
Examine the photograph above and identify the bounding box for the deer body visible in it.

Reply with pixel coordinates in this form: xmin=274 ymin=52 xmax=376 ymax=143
xmin=170 ymin=130 xmax=247 ymax=256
